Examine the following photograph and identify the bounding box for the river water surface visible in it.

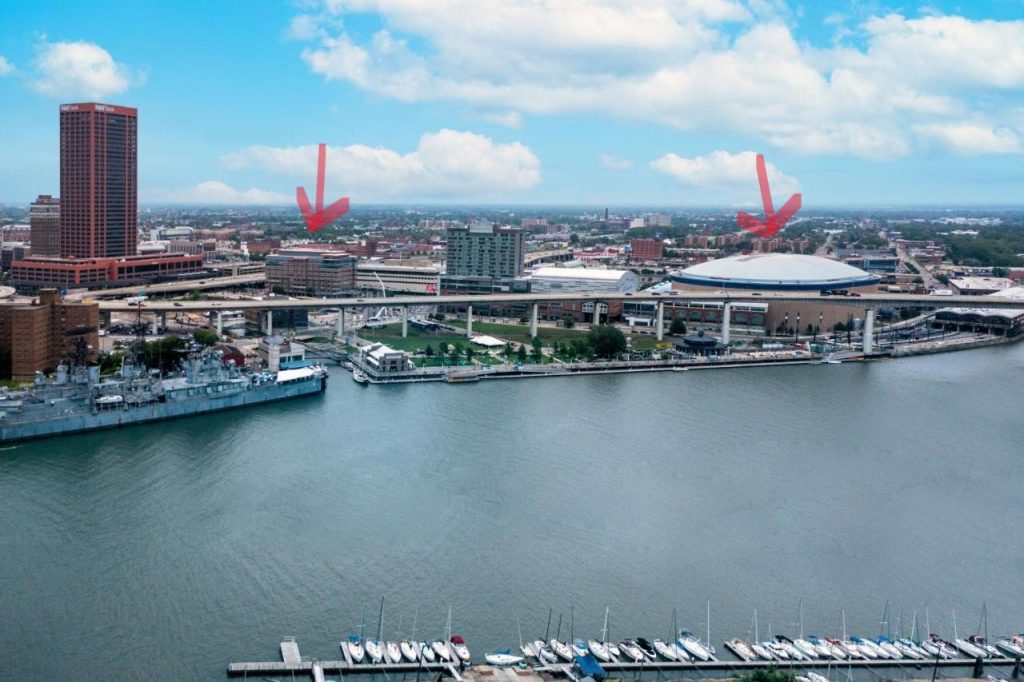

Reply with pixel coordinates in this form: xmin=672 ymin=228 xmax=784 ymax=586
xmin=1 ymin=345 xmax=1023 ymax=680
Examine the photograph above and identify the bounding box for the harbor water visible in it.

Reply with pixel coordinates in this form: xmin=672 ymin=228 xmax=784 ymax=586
xmin=1 ymin=344 xmax=1023 ymax=680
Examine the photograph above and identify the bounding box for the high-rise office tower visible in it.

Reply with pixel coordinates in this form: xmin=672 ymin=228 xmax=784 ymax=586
xmin=59 ymin=103 xmax=138 ymax=258
xmin=29 ymin=195 xmax=60 ymax=256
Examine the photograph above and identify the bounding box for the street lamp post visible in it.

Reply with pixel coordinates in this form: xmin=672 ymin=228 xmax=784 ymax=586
xmin=795 ymin=313 xmax=801 ymax=343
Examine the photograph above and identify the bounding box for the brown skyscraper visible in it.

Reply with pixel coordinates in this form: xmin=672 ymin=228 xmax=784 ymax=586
xmin=59 ymin=102 xmax=138 ymax=258
xmin=29 ymin=194 xmax=60 ymax=256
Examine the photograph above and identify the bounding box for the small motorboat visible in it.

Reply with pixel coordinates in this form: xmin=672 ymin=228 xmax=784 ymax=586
xmin=352 ymin=369 xmax=369 ymax=384
xmin=587 ymin=640 xmax=611 ymax=662
xmin=794 ymin=637 xmax=820 ymax=659
xmin=521 ymin=641 xmax=537 ymax=659
xmin=635 ymin=638 xmax=656 ymax=659
xmin=849 ymin=637 xmax=879 ymax=659
xmin=618 ymin=640 xmax=645 ymax=662
xmin=997 ymin=638 xmax=1024 ymax=657
xmin=954 ymin=638 xmax=987 ymax=659
xmin=450 ymin=635 xmax=471 ymax=663
xmin=968 ymin=636 xmax=1000 ymax=658
xmin=725 ymin=638 xmax=756 ymax=661
xmin=875 ymin=636 xmax=903 ymax=659
xmin=678 ymin=631 xmax=713 ymax=661
xmin=833 ymin=639 xmax=863 ymax=659
xmin=420 ymin=642 xmax=436 ymax=662
xmin=893 ymin=638 xmax=925 ymax=660
xmin=385 ymin=641 xmax=402 ymax=664
xmin=366 ymin=640 xmax=384 ymax=664
xmin=432 ymin=640 xmax=452 ymax=662
xmin=346 ymin=634 xmax=365 ymax=663
xmin=549 ymin=639 xmax=573 ymax=662
xmin=485 ymin=651 xmax=524 ymax=667
xmin=401 ymin=641 xmax=420 ymax=662
xmin=533 ymin=640 xmax=556 ymax=663
xmin=764 ymin=641 xmax=790 ymax=660
xmin=653 ymin=639 xmax=679 ymax=660
xmin=776 ymin=636 xmax=806 ymax=660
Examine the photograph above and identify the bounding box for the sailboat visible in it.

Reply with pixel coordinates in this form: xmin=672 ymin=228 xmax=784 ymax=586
xmin=519 ymin=616 xmax=537 ymax=659
xmin=535 ymin=609 xmax=557 ymax=662
xmin=588 ymin=608 xmax=612 ymax=663
xmin=345 ymin=608 xmax=366 ymax=664
xmin=445 ymin=607 xmax=471 ymax=663
xmin=366 ymin=598 xmax=385 ymax=664
xmin=432 ymin=609 xmax=453 ymax=663
xmin=402 ymin=607 xmax=420 ymax=662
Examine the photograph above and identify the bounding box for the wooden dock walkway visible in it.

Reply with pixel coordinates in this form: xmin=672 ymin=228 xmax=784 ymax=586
xmin=229 ymin=639 xmax=1021 ymax=679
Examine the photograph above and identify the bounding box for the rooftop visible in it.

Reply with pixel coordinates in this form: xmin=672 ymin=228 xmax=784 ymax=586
xmin=673 ymin=253 xmax=879 ymax=290
xmin=530 ymin=266 xmax=632 ymax=281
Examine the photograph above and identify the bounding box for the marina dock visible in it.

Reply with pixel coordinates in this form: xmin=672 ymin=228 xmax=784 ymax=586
xmin=228 ymin=638 xmax=1022 ymax=679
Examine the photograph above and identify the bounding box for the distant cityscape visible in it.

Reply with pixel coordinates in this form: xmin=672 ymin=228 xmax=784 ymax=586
xmin=1 ymin=102 xmax=1023 ymax=384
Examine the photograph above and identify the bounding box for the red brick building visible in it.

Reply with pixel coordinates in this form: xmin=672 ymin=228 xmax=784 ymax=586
xmin=10 ymin=253 xmax=203 ymax=291
xmin=0 ymin=289 xmax=99 ymax=380
xmin=59 ymin=102 xmax=138 ymax=258
xmin=630 ymin=238 xmax=664 ymax=261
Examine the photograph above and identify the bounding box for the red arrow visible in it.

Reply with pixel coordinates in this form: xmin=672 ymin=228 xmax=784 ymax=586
xmin=736 ymin=153 xmax=801 ymax=238
xmin=296 ymin=143 xmax=350 ymax=232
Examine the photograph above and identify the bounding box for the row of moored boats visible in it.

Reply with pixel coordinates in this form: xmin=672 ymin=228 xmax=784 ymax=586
xmin=344 ymin=634 xmax=470 ymax=666
xmin=515 ymin=631 xmax=1024 ymax=666
xmin=724 ymin=633 xmax=1024 ymax=663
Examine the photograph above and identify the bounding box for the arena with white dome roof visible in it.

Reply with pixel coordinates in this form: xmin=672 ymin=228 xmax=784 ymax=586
xmin=671 ymin=253 xmax=880 ymax=291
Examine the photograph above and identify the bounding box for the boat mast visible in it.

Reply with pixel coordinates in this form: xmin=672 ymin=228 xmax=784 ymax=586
xmin=570 ymin=605 xmax=574 ymax=645
xmin=952 ymin=610 xmax=958 ymax=642
xmin=799 ymin=599 xmax=804 ymax=640
xmin=925 ymin=608 xmax=930 ymax=636
xmin=842 ymin=609 xmax=847 ymax=641
xmin=602 ymin=607 xmax=610 ymax=643
xmin=377 ymin=596 xmax=385 ymax=643
xmin=517 ymin=615 xmax=524 ymax=651
xmin=706 ymin=600 xmax=711 ymax=646
xmin=754 ymin=608 xmax=759 ymax=643
xmin=555 ymin=613 xmax=563 ymax=642
xmin=544 ymin=608 xmax=552 ymax=641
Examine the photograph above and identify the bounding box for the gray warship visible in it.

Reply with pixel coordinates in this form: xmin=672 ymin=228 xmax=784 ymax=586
xmin=0 ymin=350 xmax=328 ymax=443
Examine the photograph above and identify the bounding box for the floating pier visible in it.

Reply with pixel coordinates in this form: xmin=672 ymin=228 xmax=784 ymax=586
xmin=228 ymin=638 xmax=1022 ymax=679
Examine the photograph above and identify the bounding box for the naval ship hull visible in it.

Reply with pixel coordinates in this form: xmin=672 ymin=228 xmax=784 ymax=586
xmin=0 ymin=372 xmax=327 ymax=444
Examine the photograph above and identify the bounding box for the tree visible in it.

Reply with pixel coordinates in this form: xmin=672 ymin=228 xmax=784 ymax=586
xmin=424 ymin=344 xmax=434 ymax=358
xmin=452 ymin=342 xmax=464 ymax=359
xmin=586 ymin=324 xmax=627 ymax=358
xmin=271 ymin=285 xmax=286 ymax=295
xmin=562 ymin=315 xmax=575 ymax=329
xmin=531 ymin=335 xmax=542 ymax=351
xmin=516 ymin=344 xmax=527 ymax=363
xmin=193 ymin=328 xmax=219 ymax=347
xmin=669 ymin=315 xmax=687 ymax=335
xmin=465 ymin=346 xmax=476 ymax=362
xmin=531 ymin=345 xmax=543 ymax=363
xmin=805 ymin=324 xmax=814 ymax=336
xmin=133 ymin=335 xmax=187 ymax=374
xmin=569 ymin=232 xmax=580 ymax=245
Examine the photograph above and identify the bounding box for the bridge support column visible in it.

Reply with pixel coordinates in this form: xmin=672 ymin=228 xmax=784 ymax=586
xmin=592 ymin=302 xmax=601 ymax=326
xmin=265 ymin=311 xmax=273 ymax=336
xmin=151 ymin=317 xmax=159 ymax=336
xmin=722 ymin=303 xmax=731 ymax=346
xmin=530 ymin=303 xmax=538 ymax=339
xmin=466 ymin=305 xmax=473 ymax=338
xmin=336 ymin=308 xmax=345 ymax=337
xmin=863 ymin=309 xmax=874 ymax=355
xmin=216 ymin=312 xmax=223 ymax=336
xmin=401 ymin=306 xmax=408 ymax=338
xmin=160 ymin=312 xmax=167 ymax=329
xmin=100 ymin=310 xmax=111 ymax=329
xmin=655 ymin=301 xmax=664 ymax=341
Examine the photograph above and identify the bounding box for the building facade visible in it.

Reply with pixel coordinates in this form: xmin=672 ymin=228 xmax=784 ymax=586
xmin=10 ymin=253 xmax=203 ymax=291
xmin=445 ymin=222 xmax=524 ymax=278
xmin=266 ymin=248 xmax=357 ymax=296
xmin=0 ymin=288 xmax=99 ymax=380
xmin=59 ymin=102 xmax=138 ymax=258
xmin=29 ymin=195 xmax=60 ymax=256
xmin=630 ymin=238 xmax=664 ymax=262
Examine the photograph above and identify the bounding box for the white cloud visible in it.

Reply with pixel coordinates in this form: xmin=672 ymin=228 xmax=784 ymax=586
xmin=0 ymin=56 xmax=14 ymax=76
xmin=912 ymin=122 xmax=1023 ymax=155
xmin=599 ymin=154 xmax=633 ymax=171
xmin=651 ymin=150 xmax=799 ymax=194
xmin=146 ymin=181 xmax=291 ymax=205
xmin=30 ymin=40 xmax=143 ymax=99
xmin=483 ymin=111 xmax=523 ymax=128
xmin=291 ymin=3 xmax=1024 ymax=158
xmin=221 ymin=129 xmax=540 ymax=200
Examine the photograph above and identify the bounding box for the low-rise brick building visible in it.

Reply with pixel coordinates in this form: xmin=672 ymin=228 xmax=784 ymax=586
xmin=0 ymin=288 xmax=99 ymax=380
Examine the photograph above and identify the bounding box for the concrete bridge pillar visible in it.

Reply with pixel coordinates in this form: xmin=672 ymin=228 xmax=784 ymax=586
xmin=466 ymin=305 xmax=473 ymax=338
xmin=655 ymin=301 xmax=664 ymax=341
xmin=335 ymin=308 xmax=345 ymax=337
xmin=592 ymin=302 xmax=601 ymax=326
xmin=722 ymin=303 xmax=731 ymax=346
xmin=151 ymin=317 xmax=159 ymax=336
xmin=863 ymin=309 xmax=874 ymax=354
xmin=401 ymin=306 xmax=408 ymax=338
xmin=530 ymin=303 xmax=538 ymax=339
xmin=216 ymin=311 xmax=223 ymax=336
xmin=265 ymin=311 xmax=273 ymax=336
xmin=100 ymin=310 xmax=111 ymax=329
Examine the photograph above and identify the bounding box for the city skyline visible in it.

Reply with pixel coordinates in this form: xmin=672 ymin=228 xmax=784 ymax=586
xmin=1 ymin=0 xmax=1023 ymax=207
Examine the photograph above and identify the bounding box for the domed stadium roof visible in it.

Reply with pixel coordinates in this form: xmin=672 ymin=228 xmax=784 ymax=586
xmin=672 ymin=253 xmax=879 ymax=291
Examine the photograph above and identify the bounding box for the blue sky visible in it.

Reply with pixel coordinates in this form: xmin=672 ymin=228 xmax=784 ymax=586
xmin=1 ymin=0 xmax=1023 ymax=208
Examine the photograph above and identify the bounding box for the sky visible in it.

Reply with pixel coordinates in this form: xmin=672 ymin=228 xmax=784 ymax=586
xmin=1 ymin=0 xmax=1023 ymax=208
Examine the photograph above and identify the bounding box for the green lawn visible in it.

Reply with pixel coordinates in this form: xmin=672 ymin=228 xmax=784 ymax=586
xmin=448 ymin=320 xmax=590 ymax=346
xmin=359 ymin=323 xmax=466 ymax=352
